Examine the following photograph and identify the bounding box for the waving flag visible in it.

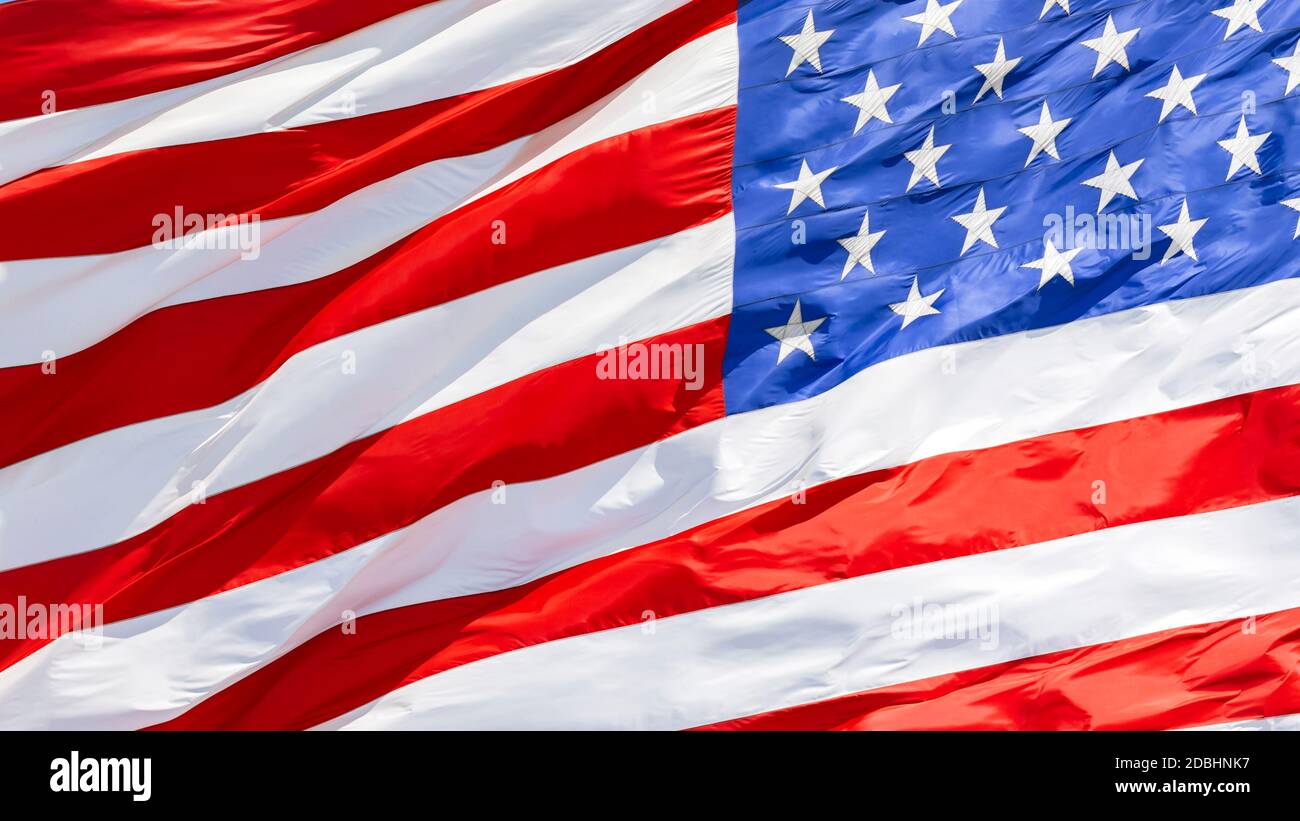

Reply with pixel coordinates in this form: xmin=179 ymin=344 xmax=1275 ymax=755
xmin=0 ymin=0 xmax=1297 ymax=730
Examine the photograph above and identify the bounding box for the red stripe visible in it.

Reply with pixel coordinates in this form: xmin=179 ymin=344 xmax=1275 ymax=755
xmin=0 ymin=107 xmax=735 ymax=469
xmin=152 ymin=382 xmax=1300 ymax=729
xmin=0 ymin=317 xmax=729 ymax=674
xmin=0 ymin=0 xmax=437 ymax=122
xmin=0 ymin=0 xmax=734 ymax=260
xmin=696 ymin=605 xmax=1300 ymax=730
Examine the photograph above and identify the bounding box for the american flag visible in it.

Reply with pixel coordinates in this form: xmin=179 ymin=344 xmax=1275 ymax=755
xmin=0 ymin=0 xmax=1297 ymax=731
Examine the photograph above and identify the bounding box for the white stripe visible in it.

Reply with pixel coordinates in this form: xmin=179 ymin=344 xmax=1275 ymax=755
xmin=1190 ymin=713 xmax=1300 ymax=731
xmin=0 ymin=215 xmax=735 ymax=571
xmin=1 ymin=277 xmax=1296 ymax=729
xmin=0 ymin=26 xmax=738 ymax=364
xmin=321 ymin=495 xmax=1300 ymax=730
xmin=0 ymin=0 xmax=693 ymax=181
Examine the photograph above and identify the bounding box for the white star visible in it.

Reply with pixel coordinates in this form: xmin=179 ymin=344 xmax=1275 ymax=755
xmin=904 ymin=125 xmax=952 ymax=192
xmin=973 ymin=38 xmax=1022 ymax=103
xmin=765 ymin=299 xmax=827 ymax=363
xmin=903 ymin=0 xmax=962 ymax=47
xmin=1146 ymin=65 xmax=1206 ymax=122
xmin=1080 ymin=15 xmax=1140 ymax=77
xmin=1017 ymin=101 xmax=1072 ymax=167
xmin=1282 ymin=198 xmax=1300 ymax=239
xmin=837 ymin=210 xmax=887 ymax=278
xmin=779 ymin=10 xmax=835 ymax=76
xmin=1040 ymin=0 xmax=1070 ymax=19
xmin=1023 ymin=239 xmax=1084 ymax=289
xmin=1082 ymin=150 xmax=1144 ymax=212
xmin=1157 ymin=199 xmax=1209 ymax=264
xmin=951 ymin=187 xmax=1007 ymax=254
xmin=889 ymin=276 xmax=944 ymax=328
xmin=775 ymin=159 xmax=838 ymax=215
xmin=1273 ymin=39 xmax=1300 ymax=95
xmin=842 ymin=70 xmax=902 ymax=133
xmin=1217 ymin=115 xmax=1271 ymax=179
xmin=1211 ymin=0 xmax=1267 ymax=40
